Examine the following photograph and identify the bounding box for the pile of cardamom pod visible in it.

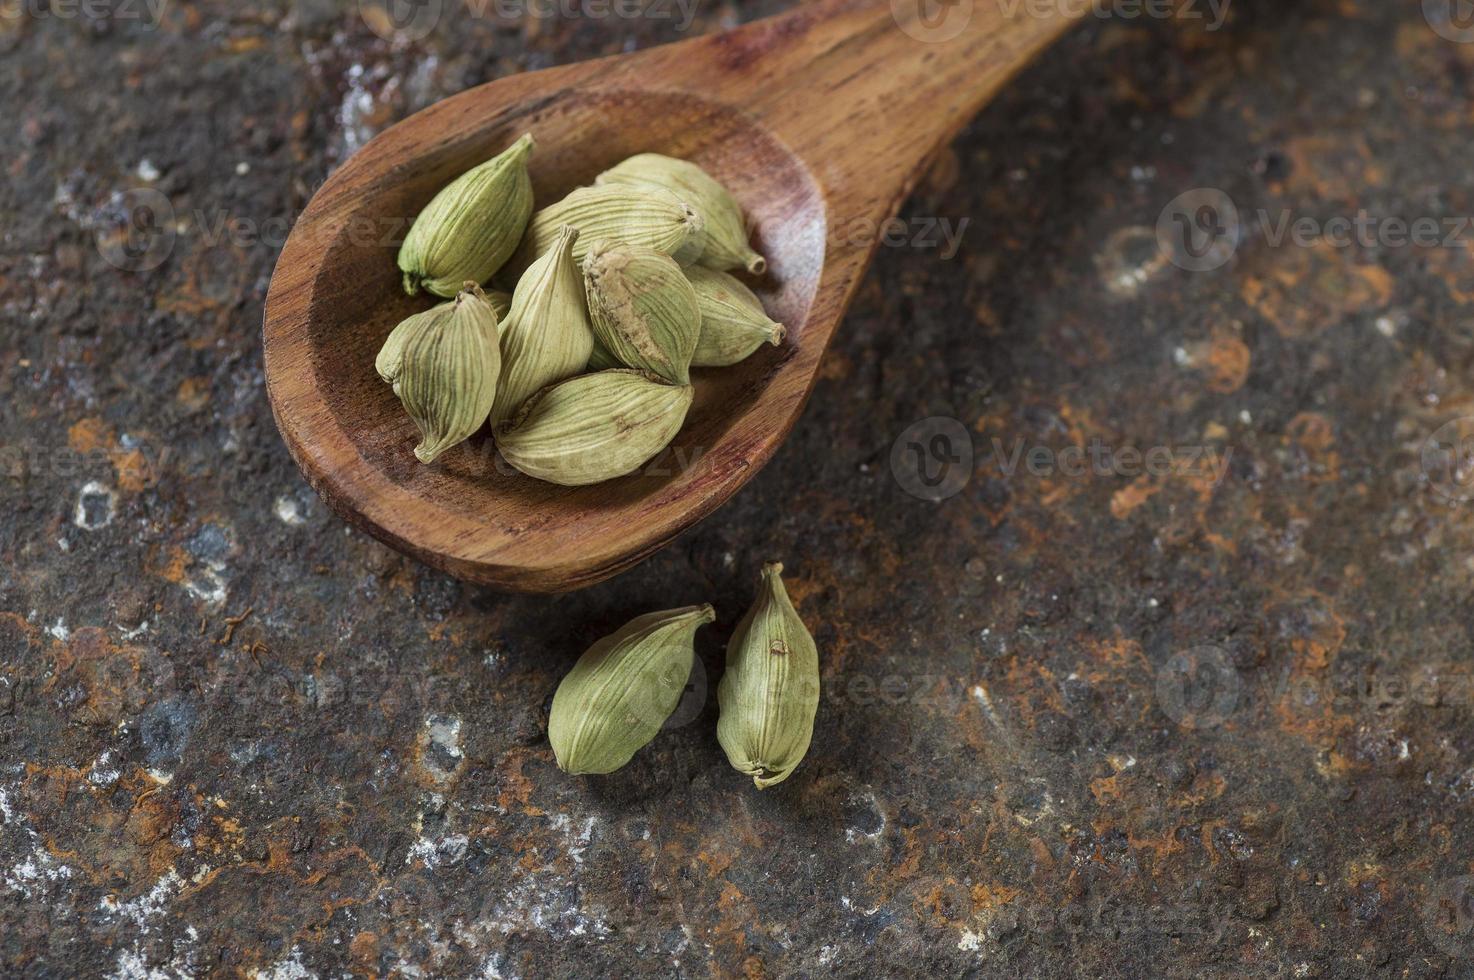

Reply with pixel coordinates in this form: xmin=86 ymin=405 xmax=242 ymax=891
xmin=376 ymin=134 xmax=786 ymax=484
xmin=549 ymin=562 xmax=819 ymax=788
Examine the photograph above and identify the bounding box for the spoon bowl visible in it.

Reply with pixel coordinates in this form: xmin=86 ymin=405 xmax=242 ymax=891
xmin=264 ymin=0 xmax=1080 ymax=592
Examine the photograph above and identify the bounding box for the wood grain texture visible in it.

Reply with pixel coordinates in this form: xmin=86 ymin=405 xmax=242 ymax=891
xmin=262 ymin=0 xmax=1083 ymax=593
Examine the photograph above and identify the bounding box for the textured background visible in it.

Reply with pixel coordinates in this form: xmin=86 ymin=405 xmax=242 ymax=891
xmin=6 ymin=0 xmax=1474 ymax=976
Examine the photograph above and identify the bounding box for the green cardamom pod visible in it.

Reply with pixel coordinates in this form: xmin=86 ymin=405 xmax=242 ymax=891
xmin=717 ymin=562 xmax=820 ymax=789
xmin=549 ymin=604 xmax=717 ymax=775
xmin=376 ymin=289 xmax=508 ymax=389
xmin=395 ymin=282 xmax=502 ymax=464
xmin=496 ymin=370 xmax=693 ymax=486
xmin=584 ymin=241 xmax=702 ymax=385
xmin=490 ymin=225 xmax=595 ymax=423
xmin=686 ymin=267 xmax=787 ymax=367
xmin=512 ymin=184 xmax=704 ymax=276
xmin=597 ymin=153 xmax=766 ymax=276
xmin=398 ymin=133 xmax=535 ymax=298
xmin=377 ymin=303 xmax=444 ymax=388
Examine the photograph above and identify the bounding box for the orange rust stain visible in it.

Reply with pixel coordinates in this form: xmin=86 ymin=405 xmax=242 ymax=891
xmin=157 ymin=545 xmax=191 ymax=586
xmin=741 ymin=956 xmax=769 ymax=980
xmin=176 ymin=376 xmax=211 ymax=412
xmin=970 ymin=881 xmax=1021 ymax=910
xmin=494 ymin=749 xmax=537 ymax=812
xmin=64 ymin=417 xmax=155 ymax=492
xmin=1241 ymin=242 xmax=1391 ymax=339
xmin=1287 ymin=413 xmax=1334 ymax=451
xmin=1125 ymin=826 xmax=1188 ymax=863
xmin=1283 ymin=594 xmax=1346 ymax=670
xmin=1279 ymin=134 xmax=1386 ymax=199
xmin=1090 ymin=775 xmax=1122 ymax=805
xmin=709 ymin=879 xmax=752 ymax=959
xmin=1176 ymin=771 xmax=1227 ymax=807
xmin=1204 ymin=328 xmax=1251 ymax=394
xmin=1203 ymin=532 xmax=1239 ymax=555
xmin=67 ymin=417 xmax=113 ymax=453
xmin=349 ymin=931 xmax=380 ymax=969
xmin=222 ymin=35 xmax=265 ymax=53
xmin=114 ymin=449 xmax=152 ymax=492
xmin=1110 ymin=475 xmax=1160 ymax=520
xmin=697 ymin=849 xmax=735 ymax=878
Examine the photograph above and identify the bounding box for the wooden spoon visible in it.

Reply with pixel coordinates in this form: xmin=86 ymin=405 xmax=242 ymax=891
xmin=263 ymin=0 xmax=1082 ymax=593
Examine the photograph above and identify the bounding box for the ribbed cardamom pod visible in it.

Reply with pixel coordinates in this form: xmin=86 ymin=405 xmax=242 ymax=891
xmin=597 ymin=153 xmax=766 ymax=276
xmin=376 ymin=289 xmax=508 ymax=389
xmin=489 ymin=225 xmax=595 ymax=423
xmin=398 ymin=133 xmax=536 ymax=298
xmin=512 ymin=184 xmax=705 ymax=276
xmin=584 ymin=242 xmax=702 ymax=385
xmin=377 ymin=303 xmax=445 ymax=388
xmin=686 ymin=267 xmax=787 ymax=367
xmin=496 ymin=370 xmax=693 ymax=486
xmin=717 ymin=563 xmax=820 ymax=789
xmin=549 ymin=605 xmax=716 ymax=775
xmin=395 ymin=283 xmax=502 ymax=464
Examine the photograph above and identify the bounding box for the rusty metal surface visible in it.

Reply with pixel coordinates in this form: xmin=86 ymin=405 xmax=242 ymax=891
xmin=5 ymin=0 xmax=1474 ymax=976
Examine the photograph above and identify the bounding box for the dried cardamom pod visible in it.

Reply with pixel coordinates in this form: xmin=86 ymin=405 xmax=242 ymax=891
xmin=496 ymin=370 xmax=693 ymax=486
xmin=395 ymin=282 xmax=502 ymax=464
xmin=376 ymin=288 xmax=508 ymax=389
xmin=398 ymin=133 xmax=535 ymax=298
xmin=717 ymin=562 xmax=820 ymax=789
xmin=549 ymin=605 xmax=716 ymax=775
xmin=687 ymin=267 xmax=787 ymax=367
xmin=597 ymin=153 xmax=766 ymax=275
xmin=512 ymin=184 xmax=704 ymax=275
xmin=584 ymin=242 xmax=701 ymax=385
xmin=490 ymin=225 xmax=595 ymax=423
xmin=377 ymin=302 xmax=446 ymax=387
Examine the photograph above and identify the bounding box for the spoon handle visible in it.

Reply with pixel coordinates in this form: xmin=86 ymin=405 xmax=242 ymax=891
xmin=642 ymin=0 xmax=1083 ymax=205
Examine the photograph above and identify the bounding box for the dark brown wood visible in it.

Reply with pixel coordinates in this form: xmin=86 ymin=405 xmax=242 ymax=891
xmin=262 ymin=0 xmax=1083 ymax=593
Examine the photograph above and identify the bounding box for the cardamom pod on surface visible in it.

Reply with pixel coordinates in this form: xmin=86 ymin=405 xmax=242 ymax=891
xmin=495 ymin=369 xmax=693 ymax=486
xmin=398 ymin=133 xmax=535 ymax=298
xmin=490 ymin=225 xmax=595 ymax=424
xmin=597 ymin=153 xmax=766 ymax=276
xmin=514 ymin=184 xmax=705 ymax=275
xmin=394 ymin=282 xmax=502 ymax=464
xmin=549 ymin=605 xmax=717 ymax=775
xmin=584 ymin=242 xmax=702 ymax=385
xmin=717 ymin=562 xmax=820 ymax=789
xmin=686 ymin=267 xmax=787 ymax=368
